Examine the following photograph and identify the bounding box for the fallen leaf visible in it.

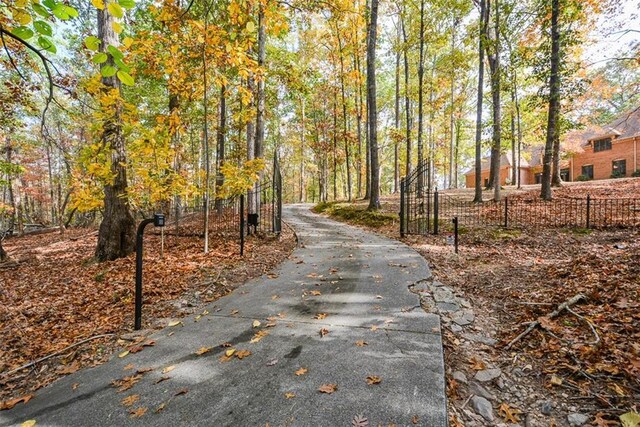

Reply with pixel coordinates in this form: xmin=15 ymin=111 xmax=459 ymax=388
xmin=355 ymin=341 xmax=368 ymax=347
xmin=310 ymin=291 xmax=322 ymax=296
xmin=112 ymin=374 xmax=143 ymax=392
xmin=225 ymin=349 xmax=236 ymax=357
xmin=619 ymin=412 xmax=640 ymax=427
xmin=250 ymin=330 xmax=269 ymax=343
xmin=320 ymin=328 xmax=329 ymax=337
xmin=469 ymin=356 xmax=486 ymax=371
xmin=57 ymin=361 xmax=80 ymax=375
xmin=366 ymin=376 xmax=382 ymax=385
xmin=118 ymin=350 xmax=130 ymax=358
xmin=154 ymin=377 xmax=170 ymax=384
xmin=162 ymin=365 xmax=176 ymax=374
xmin=195 ymin=347 xmax=212 ymax=356
xmin=143 ymin=340 xmax=156 ymax=347
xmin=609 ymin=383 xmax=626 ymax=396
xmin=266 ymin=359 xmax=279 ymax=366
xmin=411 ymin=415 xmax=420 ymax=425
xmin=168 ymin=320 xmax=182 ymax=327
xmin=318 ymin=384 xmax=337 ymax=394
xmin=352 ymin=414 xmax=368 ymax=427
xmin=123 ymin=364 xmax=134 ymax=371
xmin=236 ymin=350 xmax=252 ymax=359
xmin=284 ymin=392 xmax=296 ymax=399
xmin=72 ymin=383 xmax=80 ymax=390
xmin=272 ymin=295 xmax=279 ymax=300
xmin=128 ymin=345 xmax=144 ymax=354
xmin=174 ymin=388 xmax=189 ymax=396
xmin=121 ymin=395 xmax=140 ymax=407
xmin=230 ymin=309 xmax=239 ymax=315
xmin=252 ymin=320 xmax=261 ymax=328
xmin=295 ymin=368 xmax=308 ymax=376
xmin=498 ymin=403 xmax=521 ymax=423
xmin=267 ymin=273 xmax=279 ymax=279
xmin=549 ymin=375 xmax=563 ymax=386
xmin=375 ymin=295 xmax=383 ymax=299
xmin=136 ymin=367 xmax=153 ymax=374
xmin=129 ymin=407 xmax=147 ymax=418
xmin=370 ymin=325 xmax=378 ymax=332
xmin=314 ymin=313 xmax=328 ymax=320
xmin=155 ymin=403 xmax=166 ymax=413
xmin=20 ymin=421 xmax=36 ymax=427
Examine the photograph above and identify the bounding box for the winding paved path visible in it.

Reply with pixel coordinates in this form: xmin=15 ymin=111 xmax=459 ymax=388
xmin=2 ymin=205 xmax=446 ymax=427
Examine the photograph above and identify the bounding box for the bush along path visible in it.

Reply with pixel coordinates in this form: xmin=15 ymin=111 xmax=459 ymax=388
xmin=1 ymin=205 xmax=447 ymax=427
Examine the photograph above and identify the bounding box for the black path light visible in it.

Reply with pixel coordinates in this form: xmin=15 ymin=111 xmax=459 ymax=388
xmin=135 ymin=214 xmax=165 ymax=330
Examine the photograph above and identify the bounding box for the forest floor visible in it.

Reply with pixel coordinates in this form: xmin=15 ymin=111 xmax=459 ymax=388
xmin=0 ymin=214 xmax=296 ymax=406
xmin=313 ymin=180 xmax=640 ymax=427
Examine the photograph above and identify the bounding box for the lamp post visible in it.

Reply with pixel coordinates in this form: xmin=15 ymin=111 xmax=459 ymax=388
xmin=135 ymin=214 xmax=165 ymax=330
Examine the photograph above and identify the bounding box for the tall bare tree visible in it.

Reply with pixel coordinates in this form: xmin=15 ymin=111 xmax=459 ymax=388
xmin=541 ymin=0 xmax=560 ymax=200
xmin=366 ymin=0 xmax=380 ymax=210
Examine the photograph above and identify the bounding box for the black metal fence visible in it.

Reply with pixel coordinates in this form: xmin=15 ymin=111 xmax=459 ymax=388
xmin=400 ymin=161 xmax=640 ymax=236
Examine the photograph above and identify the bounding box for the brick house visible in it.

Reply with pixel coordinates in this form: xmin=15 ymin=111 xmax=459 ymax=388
xmin=566 ymin=109 xmax=640 ymax=181
xmin=464 ymin=108 xmax=640 ymax=187
xmin=464 ymin=152 xmax=533 ymax=188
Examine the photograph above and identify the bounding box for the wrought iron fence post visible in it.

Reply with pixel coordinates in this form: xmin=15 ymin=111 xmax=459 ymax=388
xmin=400 ymin=177 xmax=406 ymax=237
xmin=240 ymin=194 xmax=245 ymax=256
xmin=433 ymin=188 xmax=439 ymax=235
xmin=453 ymin=217 xmax=459 ymax=254
xmin=586 ymin=194 xmax=591 ymax=229
xmin=504 ymin=196 xmax=509 ymax=228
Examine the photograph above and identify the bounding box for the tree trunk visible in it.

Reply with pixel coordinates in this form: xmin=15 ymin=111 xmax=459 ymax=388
xmin=541 ymin=0 xmax=560 ymax=200
xmin=417 ymin=0 xmax=426 ymax=189
xmin=203 ymin=17 xmax=211 ymax=253
xmin=511 ymin=88 xmax=517 ymax=185
xmin=0 ymin=239 xmax=7 ymax=262
xmin=299 ymin=98 xmax=306 ymax=202
xmin=401 ymin=11 xmax=412 ymax=177
xmin=394 ymin=19 xmax=400 ymax=193
xmin=95 ymin=8 xmax=135 ymax=261
xmin=486 ymin=0 xmax=502 ymax=202
xmin=215 ymin=85 xmax=226 ymax=213
xmin=255 ymin=3 xmax=266 ymax=161
xmin=337 ymin=31 xmax=352 ymax=201
xmin=449 ymin=16 xmax=457 ymax=189
xmin=366 ymin=0 xmax=380 ymax=210
xmin=474 ymin=0 xmax=487 ymax=202
xmin=552 ymin=131 xmax=562 ymax=186
xmin=333 ymin=90 xmax=338 ymax=200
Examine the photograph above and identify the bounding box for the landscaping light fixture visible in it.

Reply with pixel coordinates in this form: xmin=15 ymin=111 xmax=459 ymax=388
xmin=135 ymin=214 xmax=165 ymax=330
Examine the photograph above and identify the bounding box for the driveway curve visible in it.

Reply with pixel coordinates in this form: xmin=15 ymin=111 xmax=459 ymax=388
xmin=1 ymin=204 xmax=446 ymax=427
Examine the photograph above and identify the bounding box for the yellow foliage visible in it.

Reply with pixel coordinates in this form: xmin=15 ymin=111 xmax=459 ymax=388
xmin=217 ymin=159 xmax=265 ymax=199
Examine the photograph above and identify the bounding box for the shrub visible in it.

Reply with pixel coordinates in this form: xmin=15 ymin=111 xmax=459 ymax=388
xmin=632 ymin=170 xmax=640 ymax=177
xmin=610 ymin=171 xmax=626 ymax=179
xmin=576 ymin=175 xmax=591 ymax=182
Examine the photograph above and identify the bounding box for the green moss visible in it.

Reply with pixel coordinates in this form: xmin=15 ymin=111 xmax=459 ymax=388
xmin=489 ymin=228 xmax=522 ymax=239
xmin=312 ymin=202 xmax=397 ymax=228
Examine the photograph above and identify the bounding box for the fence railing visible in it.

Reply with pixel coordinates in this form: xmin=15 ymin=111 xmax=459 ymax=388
xmin=400 ymin=163 xmax=640 ymax=236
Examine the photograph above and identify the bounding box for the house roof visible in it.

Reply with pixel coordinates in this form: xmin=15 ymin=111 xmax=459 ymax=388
xmin=566 ymin=107 xmax=640 ymax=147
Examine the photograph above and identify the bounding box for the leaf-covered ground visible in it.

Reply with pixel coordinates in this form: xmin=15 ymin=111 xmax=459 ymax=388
xmin=0 ymin=215 xmax=295 ymax=403
xmin=313 ymin=180 xmax=640 ymax=425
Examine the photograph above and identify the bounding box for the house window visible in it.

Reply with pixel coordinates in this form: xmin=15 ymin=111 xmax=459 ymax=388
xmin=612 ymin=159 xmax=626 ymax=176
xmin=560 ymin=168 xmax=570 ymax=182
xmin=593 ymin=138 xmax=612 ymax=153
xmin=581 ymin=165 xmax=594 ymax=179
